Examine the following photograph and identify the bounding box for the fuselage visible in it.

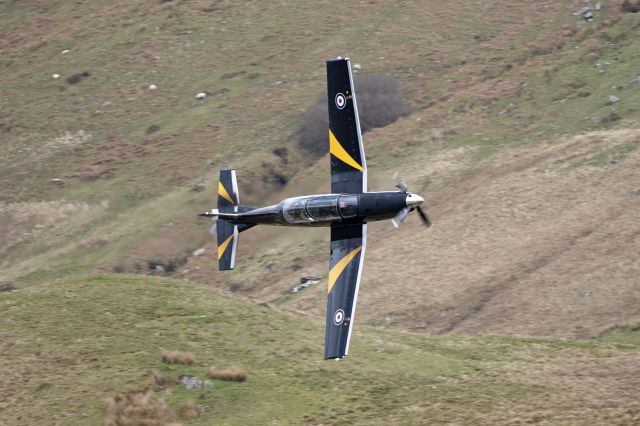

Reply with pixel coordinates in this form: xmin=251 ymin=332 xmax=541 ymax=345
xmin=216 ymin=191 xmax=423 ymax=227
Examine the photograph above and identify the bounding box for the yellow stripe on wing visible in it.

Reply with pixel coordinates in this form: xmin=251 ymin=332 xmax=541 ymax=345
xmin=328 ymin=246 xmax=362 ymax=293
xmin=218 ymin=182 xmax=234 ymax=204
xmin=217 ymin=234 xmax=233 ymax=260
xmin=329 ymin=130 xmax=363 ymax=171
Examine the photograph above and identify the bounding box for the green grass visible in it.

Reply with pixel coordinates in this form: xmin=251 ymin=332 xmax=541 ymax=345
xmin=600 ymin=327 xmax=640 ymax=347
xmin=1 ymin=274 xmax=638 ymax=425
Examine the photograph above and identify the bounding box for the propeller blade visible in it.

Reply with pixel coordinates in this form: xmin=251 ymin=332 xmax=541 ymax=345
xmin=391 ymin=206 xmax=411 ymax=228
xmin=393 ymin=172 xmax=408 ymax=192
xmin=416 ymin=206 xmax=432 ymax=228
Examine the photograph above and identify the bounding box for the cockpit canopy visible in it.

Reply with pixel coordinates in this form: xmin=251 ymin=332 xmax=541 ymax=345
xmin=282 ymin=194 xmax=358 ymax=224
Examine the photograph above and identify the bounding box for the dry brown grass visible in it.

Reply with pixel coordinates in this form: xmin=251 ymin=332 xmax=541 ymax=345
xmin=161 ymin=351 xmax=194 ymax=365
xmin=149 ymin=370 xmax=179 ymax=390
xmin=177 ymin=401 xmax=198 ymax=419
xmin=103 ymin=387 xmax=175 ymax=426
xmin=206 ymin=367 xmax=247 ymax=382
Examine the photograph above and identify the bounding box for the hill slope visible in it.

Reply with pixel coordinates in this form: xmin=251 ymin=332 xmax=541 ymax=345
xmin=2 ymin=0 xmax=639 ymax=339
xmin=1 ymin=275 xmax=639 ymax=425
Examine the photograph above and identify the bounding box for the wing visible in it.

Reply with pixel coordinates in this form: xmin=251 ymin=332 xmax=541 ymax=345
xmin=325 ymin=223 xmax=367 ymax=359
xmin=327 ymin=58 xmax=367 ymax=194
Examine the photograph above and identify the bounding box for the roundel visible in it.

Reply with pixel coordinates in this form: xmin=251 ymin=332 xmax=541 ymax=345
xmin=335 ymin=93 xmax=346 ymax=110
xmin=334 ymin=309 xmax=345 ymax=325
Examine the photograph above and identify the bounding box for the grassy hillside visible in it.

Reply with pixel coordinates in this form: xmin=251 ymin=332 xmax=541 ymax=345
xmin=1 ymin=275 xmax=639 ymax=425
xmin=2 ymin=2 xmax=640 ymax=423
xmin=1 ymin=2 xmax=638 ymax=339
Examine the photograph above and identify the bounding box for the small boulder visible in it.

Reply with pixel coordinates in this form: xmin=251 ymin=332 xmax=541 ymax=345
xmin=193 ymin=248 xmax=205 ymax=256
xmin=180 ymin=375 xmax=212 ymax=390
xmin=196 ymin=92 xmax=207 ymax=99
xmin=52 ymin=73 xmax=60 ymax=79
xmin=607 ymin=95 xmax=619 ymax=104
xmin=0 ymin=282 xmax=15 ymax=292
xmin=148 ymin=84 xmax=157 ymax=90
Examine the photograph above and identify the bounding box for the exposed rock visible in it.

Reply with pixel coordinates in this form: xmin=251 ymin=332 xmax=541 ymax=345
xmin=148 ymin=84 xmax=157 ymax=90
xmin=180 ymin=375 xmax=212 ymax=390
xmin=0 ymin=282 xmax=15 ymax=292
xmin=607 ymin=95 xmax=619 ymax=105
xmin=196 ymin=92 xmax=207 ymax=99
xmin=292 ymin=276 xmax=322 ymax=293
xmin=574 ymin=7 xmax=591 ymax=16
xmin=193 ymin=248 xmax=205 ymax=256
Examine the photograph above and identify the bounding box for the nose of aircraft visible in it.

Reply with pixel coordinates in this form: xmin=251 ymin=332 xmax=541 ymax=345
xmin=405 ymin=193 xmax=424 ymax=207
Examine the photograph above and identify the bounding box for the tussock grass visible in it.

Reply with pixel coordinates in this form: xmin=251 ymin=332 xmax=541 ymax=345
xmin=161 ymin=351 xmax=194 ymax=365
xmin=177 ymin=401 xmax=198 ymax=419
xmin=103 ymin=387 xmax=175 ymax=426
xmin=206 ymin=367 xmax=247 ymax=382
xmin=149 ymin=370 xmax=179 ymax=390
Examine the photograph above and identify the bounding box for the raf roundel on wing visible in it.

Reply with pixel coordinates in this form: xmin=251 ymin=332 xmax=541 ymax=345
xmin=335 ymin=92 xmax=346 ymax=109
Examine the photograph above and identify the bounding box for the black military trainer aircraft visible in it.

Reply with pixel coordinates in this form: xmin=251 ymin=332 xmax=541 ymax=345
xmin=200 ymin=58 xmax=431 ymax=360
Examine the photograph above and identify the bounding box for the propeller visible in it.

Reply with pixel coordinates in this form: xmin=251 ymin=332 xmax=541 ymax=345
xmin=416 ymin=205 xmax=432 ymax=228
xmin=391 ymin=207 xmax=410 ymax=228
xmin=391 ymin=173 xmax=432 ymax=229
xmin=393 ymin=172 xmax=408 ymax=193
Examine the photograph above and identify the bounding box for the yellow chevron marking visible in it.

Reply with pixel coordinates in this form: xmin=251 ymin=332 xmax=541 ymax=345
xmin=329 ymin=130 xmax=363 ymax=171
xmin=218 ymin=181 xmax=234 ymax=204
xmin=328 ymin=246 xmax=362 ymax=293
xmin=217 ymin=234 xmax=233 ymax=260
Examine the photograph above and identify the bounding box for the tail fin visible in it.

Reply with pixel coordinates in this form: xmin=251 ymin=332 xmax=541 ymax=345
xmin=216 ymin=169 xmax=240 ymax=270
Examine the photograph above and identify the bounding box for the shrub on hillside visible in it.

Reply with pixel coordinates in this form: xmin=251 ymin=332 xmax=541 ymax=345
xmin=299 ymin=74 xmax=412 ymax=156
xmin=149 ymin=370 xmax=180 ymax=389
xmin=206 ymin=367 xmax=247 ymax=382
xmin=177 ymin=401 xmax=199 ymax=419
xmin=103 ymin=387 xmax=175 ymax=426
xmin=147 ymin=255 xmax=187 ymax=274
xmin=161 ymin=351 xmax=195 ymax=365
xmin=66 ymin=71 xmax=91 ymax=85
xmin=622 ymin=0 xmax=640 ymax=12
